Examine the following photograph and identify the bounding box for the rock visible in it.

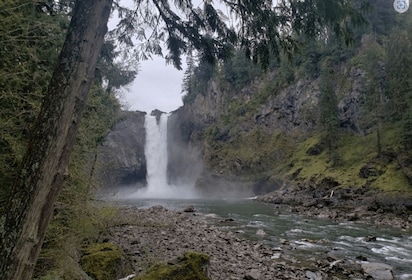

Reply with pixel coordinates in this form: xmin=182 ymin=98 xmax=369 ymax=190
xmin=134 ymin=251 xmax=210 ymax=280
xmin=364 ymin=236 xmax=377 ymax=242
xmin=183 ymin=205 xmax=196 ymax=212
xmin=359 ymin=163 xmax=383 ymax=179
xmin=356 ymin=255 xmax=368 ymax=261
xmin=256 ymin=229 xmax=266 ymax=236
xmin=94 ymin=111 xmax=147 ymax=192
xmin=80 ymin=242 xmax=131 ymax=280
xmin=244 ymin=269 xmax=261 ymax=280
xmin=361 ymin=262 xmax=394 ymax=280
xmin=305 ymin=270 xmax=322 ymax=280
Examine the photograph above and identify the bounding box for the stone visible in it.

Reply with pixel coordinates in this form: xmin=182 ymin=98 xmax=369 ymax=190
xmin=361 ymin=262 xmax=394 ymax=280
xmin=244 ymin=269 xmax=261 ymax=280
xmin=256 ymin=229 xmax=266 ymax=236
xmin=305 ymin=270 xmax=322 ymax=280
xmin=80 ymin=242 xmax=131 ymax=280
xmin=183 ymin=205 xmax=196 ymax=212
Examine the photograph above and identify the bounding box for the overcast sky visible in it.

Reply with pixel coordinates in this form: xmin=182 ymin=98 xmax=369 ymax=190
xmin=111 ymin=0 xmax=231 ymax=114
xmin=119 ymin=56 xmax=185 ymax=114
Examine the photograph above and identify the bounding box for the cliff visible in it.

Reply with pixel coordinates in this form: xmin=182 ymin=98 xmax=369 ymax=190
xmin=167 ymin=56 xmax=411 ymax=196
xmin=94 ymin=111 xmax=147 ymax=193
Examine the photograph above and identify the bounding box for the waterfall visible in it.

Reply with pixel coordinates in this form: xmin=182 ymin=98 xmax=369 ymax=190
xmin=127 ymin=112 xmax=199 ymax=199
xmin=144 ymin=113 xmax=170 ymax=196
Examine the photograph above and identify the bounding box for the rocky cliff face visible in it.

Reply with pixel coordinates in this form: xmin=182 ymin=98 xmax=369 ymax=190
xmin=167 ymin=64 xmax=366 ymax=188
xmin=95 ymin=111 xmax=147 ymax=193
xmin=170 ymin=65 xmax=365 ymax=140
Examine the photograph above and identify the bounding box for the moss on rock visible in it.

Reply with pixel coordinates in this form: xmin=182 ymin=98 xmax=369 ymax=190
xmin=134 ymin=251 xmax=210 ymax=280
xmin=80 ymin=242 xmax=127 ymax=280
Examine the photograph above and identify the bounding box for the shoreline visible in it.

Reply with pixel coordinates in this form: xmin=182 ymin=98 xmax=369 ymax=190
xmin=108 ymin=200 xmax=410 ymax=280
xmin=256 ymin=184 xmax=412 ymax=232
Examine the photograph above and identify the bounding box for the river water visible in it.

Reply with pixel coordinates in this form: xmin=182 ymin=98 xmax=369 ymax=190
xmin=115 ymin=197 xmax=412 ymax=279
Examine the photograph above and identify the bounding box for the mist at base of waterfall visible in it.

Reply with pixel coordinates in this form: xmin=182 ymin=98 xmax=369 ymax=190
xmin=127 ymin=183 xmax=201 ymax=199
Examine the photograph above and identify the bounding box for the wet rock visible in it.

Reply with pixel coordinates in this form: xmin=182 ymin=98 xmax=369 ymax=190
xmin=356 ymin=255 xmax=368 ymax=261
xmin=256 ymin=229 xmax=266 ymax=236
xmin=183 ymin=205 xmax=196 ymax=212
xmin=361 ymin=262 xmax=393 ymax=280
xmin=364 ymin=236 xmax=377 ymax=242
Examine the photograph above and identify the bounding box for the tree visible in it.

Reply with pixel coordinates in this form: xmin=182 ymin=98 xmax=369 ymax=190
xmin=0 ymin=0 xmax=367 ymax=279
xmin=0 ymin=0 xmax=113 ymax=278
xmin=359 ymin=37 xmax=387 ymax=158
xmin=386 ymin=26 xmax=412 ymax=151
xmin=319 ymin=61 xmax=340 ymax=163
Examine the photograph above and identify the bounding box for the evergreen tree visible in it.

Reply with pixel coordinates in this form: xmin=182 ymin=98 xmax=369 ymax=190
xmin=319 ymin=61 xmax=339 ymax=163
xmin=385 ymin=22 xmax=412 ymax=152
xmin=359 ymin=37 xmax=387 ymax=158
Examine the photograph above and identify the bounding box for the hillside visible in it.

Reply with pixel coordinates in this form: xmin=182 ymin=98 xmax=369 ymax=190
xmin=168 ymin=2 xmax=412 ymax=200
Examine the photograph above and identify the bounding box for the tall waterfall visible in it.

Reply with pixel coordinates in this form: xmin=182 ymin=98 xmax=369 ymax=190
xmin=126 ymin=112 xmax=199 ymax=199
xmin=144 ymin=114 xmax=170 ymax=196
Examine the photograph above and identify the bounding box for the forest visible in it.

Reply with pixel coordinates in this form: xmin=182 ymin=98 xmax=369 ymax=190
xmin=0 ymin=0 xmax=410 ymax=279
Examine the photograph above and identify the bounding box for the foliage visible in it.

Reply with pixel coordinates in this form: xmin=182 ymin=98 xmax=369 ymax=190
xmin=110 ymin=0 xmax=368 ymax=71
xmin=0 ymin=0 xmax=67 ymax=206
xmin=221 ymin=49 xmax=262 ymax=90
xmin=182 ymin=55 xmax=216 ymax=103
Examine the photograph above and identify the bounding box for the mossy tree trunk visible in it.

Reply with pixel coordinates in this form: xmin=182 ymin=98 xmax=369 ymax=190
xmin=0 ymin=0 xmax=113 ymax=279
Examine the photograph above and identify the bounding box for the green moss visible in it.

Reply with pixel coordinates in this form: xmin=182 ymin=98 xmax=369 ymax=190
xmin=281 ymin=123 xmax=411 ymax=192
xmin=134 ymin=251 xmax=210 ymax=280
xmin=80 ymin=243 xmax=124 ymax=280
xmin=373 ymin=162 xmax=410 ymax=192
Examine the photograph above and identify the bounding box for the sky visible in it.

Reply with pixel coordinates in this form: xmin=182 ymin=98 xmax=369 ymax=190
xmin=109 ymin=1 xmax=187 ymax=114
xmin=110 ymin=0 xmax=229 ymax=114
xmin=119 ymin=56 xmax=185 ymax=114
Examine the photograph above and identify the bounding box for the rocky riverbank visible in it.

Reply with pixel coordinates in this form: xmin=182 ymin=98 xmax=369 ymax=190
xmin=256 ymin=183 xmax=412 ymax=231
xmin=108 ymin=204 xmax=400 ymax=280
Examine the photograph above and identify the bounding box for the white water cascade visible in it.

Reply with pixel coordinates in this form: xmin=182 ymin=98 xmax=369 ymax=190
xmin=132 ymin=113 xmax=198 ymax=199
xmin=144 ymin=114 xmax=170 ymax=197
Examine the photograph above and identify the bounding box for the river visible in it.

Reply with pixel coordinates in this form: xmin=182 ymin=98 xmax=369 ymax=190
xmin=113 ymin=197 xmax=412 ymax=279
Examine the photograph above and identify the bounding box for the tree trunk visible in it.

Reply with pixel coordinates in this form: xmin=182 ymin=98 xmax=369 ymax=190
xmin=0 ymin=0 xmax=113 ymax=279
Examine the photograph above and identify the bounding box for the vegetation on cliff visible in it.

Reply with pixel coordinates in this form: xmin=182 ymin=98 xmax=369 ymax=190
xmin=182 ymin=0 xmax=412 ymax=194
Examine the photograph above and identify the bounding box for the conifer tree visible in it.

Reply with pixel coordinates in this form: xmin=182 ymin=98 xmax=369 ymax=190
xmin=360 ymin=37 xmax=387 ymax=158
xmin=319 ymin=61 xmax=339 ymax=163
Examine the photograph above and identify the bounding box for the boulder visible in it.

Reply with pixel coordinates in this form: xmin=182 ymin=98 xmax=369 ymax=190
xmin=361 ymin=262 xmax=393 ymax=280
xmin=80 ymin=242 xmax=131 ymax=280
